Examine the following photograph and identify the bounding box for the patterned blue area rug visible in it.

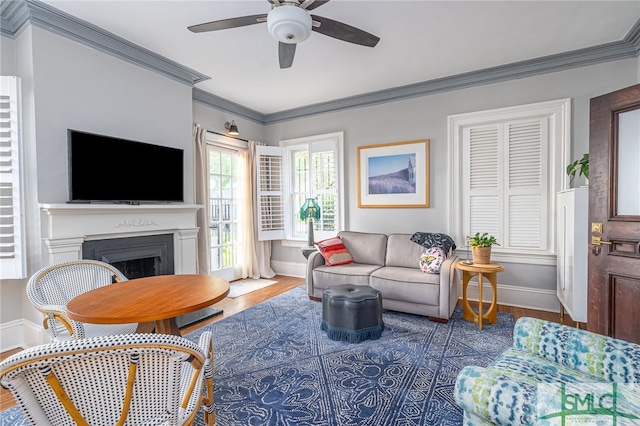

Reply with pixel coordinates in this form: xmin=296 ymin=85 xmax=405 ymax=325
xmin=1 ymin=286 xmax=514 ymax=425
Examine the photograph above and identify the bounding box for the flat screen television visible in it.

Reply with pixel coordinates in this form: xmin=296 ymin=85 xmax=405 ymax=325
xmin=68 ymin=129 xmax=184 ymax=203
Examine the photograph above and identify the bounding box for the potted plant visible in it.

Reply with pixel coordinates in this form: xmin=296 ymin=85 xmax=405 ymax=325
xmin=467 ymin=232 xmax=500 ymax=264
xmin=566 ymin=153 xmax=589 ymax=185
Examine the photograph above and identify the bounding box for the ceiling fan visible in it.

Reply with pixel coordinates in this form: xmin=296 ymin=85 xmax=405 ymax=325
xmin=188 ymin=0 xmax=380 ymax=69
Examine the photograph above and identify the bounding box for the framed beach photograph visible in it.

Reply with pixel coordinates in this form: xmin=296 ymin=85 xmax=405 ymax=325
xmin=357 ymin=139 xmax=430 ymax=208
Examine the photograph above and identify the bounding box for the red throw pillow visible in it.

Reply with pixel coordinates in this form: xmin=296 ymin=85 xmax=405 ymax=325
xmin=315 ymin=237 xmax=353 ymax=266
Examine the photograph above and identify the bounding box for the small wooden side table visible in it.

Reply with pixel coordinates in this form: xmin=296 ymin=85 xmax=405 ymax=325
xmin=456 ymin=262 xmax=505 ymax=330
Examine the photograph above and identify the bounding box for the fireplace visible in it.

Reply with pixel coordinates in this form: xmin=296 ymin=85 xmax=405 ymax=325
xmin=82 ymin=234 xmax=174 ymax=278
xmin=38 ymin=203 xmax=218 ymax=327
xmin=39 ymin=203 xmax=200 ymax=272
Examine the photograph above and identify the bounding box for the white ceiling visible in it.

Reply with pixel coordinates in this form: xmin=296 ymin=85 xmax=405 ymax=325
xmin=42 ymin=0 xmax=640 ymax=115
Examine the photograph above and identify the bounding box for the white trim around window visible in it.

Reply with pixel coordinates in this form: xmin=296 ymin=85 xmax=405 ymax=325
xmin=448 ymin=98 xmax=571 ymax=265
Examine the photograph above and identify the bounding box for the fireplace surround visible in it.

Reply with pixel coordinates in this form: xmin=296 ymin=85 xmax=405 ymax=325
xmin=40 ymin=204 xmax=201 ymax=273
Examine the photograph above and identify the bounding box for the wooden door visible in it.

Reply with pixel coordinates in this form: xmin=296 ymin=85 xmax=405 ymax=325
xmin=588 ymin=84 xmax=640 ymax=344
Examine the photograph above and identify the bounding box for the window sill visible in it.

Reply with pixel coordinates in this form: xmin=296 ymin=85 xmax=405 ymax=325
xmin=281 ymin=239 xmax=308 ymax=248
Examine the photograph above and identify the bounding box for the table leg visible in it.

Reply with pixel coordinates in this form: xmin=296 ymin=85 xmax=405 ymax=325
xmin=462 ymin=271 xmax=476 ymax=323
xmin=135 ymin=322 xmax=156 ymax=333
xmin=478 ymin=272 xmax=484 ymax=330
xmin=135 ymin=319 xmax=181 ymax=336
xmin=482 ymin=273 xmax=498 ymax=325
xmin=463 ymin=272 xmax=498 ymax=330
xmin=155 ymin=318 xmax=182 ymax=336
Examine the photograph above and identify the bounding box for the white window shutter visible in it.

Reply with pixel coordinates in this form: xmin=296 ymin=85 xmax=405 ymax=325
xmin=451 ymin=98 xmax=570 ymax=264
xmin=0 ymin=76 xmax=26 ymax=279
xmin=505 ymin=119 xmax=548 ymax=250
xmin=466 ymin=125 xmax=501 ymax=239
xmin=256 ymin=145 xmax=285 ymax=241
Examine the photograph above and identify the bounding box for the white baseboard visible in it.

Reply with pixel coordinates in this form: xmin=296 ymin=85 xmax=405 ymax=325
xmin=1 ymin=319 xmax=49 ymax=352
xmin=271 ymin=260 xmax=305 ymax=278
xmin=459 ymin=281 xmax=560 ymax=313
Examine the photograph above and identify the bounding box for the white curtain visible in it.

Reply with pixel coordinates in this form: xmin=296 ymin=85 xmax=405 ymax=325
xmin=248 ymin=141 xmax=276 ymax=278
xmin=193 ymin=125 xmax=210 ymax=275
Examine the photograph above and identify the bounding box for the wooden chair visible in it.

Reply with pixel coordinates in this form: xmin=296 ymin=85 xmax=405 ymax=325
xmin=26 ymin=260 xmax=138 ymax=340
xmin=0 ymin=332 xmax=215 ymax=425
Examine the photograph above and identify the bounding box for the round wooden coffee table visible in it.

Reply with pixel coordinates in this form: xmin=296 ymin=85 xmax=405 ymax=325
xmin=67 ymin=274 xmax=229 ymax=336
xmin=456 ymin=262 xmax=504 ymax=330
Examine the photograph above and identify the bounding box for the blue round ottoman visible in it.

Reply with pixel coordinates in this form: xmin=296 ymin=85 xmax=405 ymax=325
xmin=321 ymin=284 xmax=384 ymax=343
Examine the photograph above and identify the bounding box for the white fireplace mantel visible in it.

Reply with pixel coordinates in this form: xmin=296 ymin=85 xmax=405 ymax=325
xmin=39 ymin=204 xmax=202 ymax=274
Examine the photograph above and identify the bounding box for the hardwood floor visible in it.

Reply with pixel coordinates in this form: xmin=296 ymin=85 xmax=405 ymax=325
xmin=1 ymin=274 xmax=580 ymax=412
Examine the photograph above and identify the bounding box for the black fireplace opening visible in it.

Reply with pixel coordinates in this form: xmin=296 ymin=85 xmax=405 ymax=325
xmin=110 ymin=257 xmax=157 ymax=280
xmin=82 ymin=234 xmax=174 ymax=277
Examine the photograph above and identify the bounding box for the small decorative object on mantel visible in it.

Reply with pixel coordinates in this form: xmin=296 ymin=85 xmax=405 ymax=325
xmin=566 ymin=153 xmax=589 ymax=186
xmin=467 ymin=232 xmax=500 ymax=265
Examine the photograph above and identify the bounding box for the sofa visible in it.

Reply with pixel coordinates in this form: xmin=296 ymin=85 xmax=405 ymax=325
xmin=306 ymin=231 xmax=460 ymax=322
xmin=454 ymin=317 xmax=640 ymax=425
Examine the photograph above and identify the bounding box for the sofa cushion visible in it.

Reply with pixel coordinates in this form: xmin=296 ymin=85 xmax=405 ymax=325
xmin=316 ymin=236 xmax=353 ymax=266
xmin=385 ymin=234 xmax=426 ymax=268
xmin=370 ymin=266 xmax=440 ymax=305
xmin=338 ymin=231 xmax=387 ymax=266
xmin=312 ymin=263 xmax=383 ymax=291
xmin=419 ymin=247 xmax=447 ymax=274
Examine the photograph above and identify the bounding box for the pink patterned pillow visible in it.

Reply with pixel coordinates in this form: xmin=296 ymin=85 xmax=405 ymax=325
xmin=316 ymin=237 xmax=353 ymax=266
xmin=419 ymin=247 xmax=446 ymax=274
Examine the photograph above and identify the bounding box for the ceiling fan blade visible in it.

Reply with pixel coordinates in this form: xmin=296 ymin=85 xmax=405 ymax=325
xmin=279 ymin=42 xmax=296 ymax=69
xmin=311 ymin=15 xmax=379 ymax=47
xmin=188 ymin=14 xmax=267 ymax=33
xmin=303 ymin=0 xmax=331 ymax=10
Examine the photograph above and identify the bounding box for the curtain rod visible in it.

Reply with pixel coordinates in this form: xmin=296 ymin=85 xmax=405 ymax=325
xmin=207 ymin=130 xmax=249 ymax=143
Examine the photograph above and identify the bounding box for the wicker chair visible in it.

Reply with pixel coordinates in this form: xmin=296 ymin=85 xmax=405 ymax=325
xmin=26 ymin=260 xmax=138 ymax=340
xmin=0 ymin=332 xmax=216 ymax=425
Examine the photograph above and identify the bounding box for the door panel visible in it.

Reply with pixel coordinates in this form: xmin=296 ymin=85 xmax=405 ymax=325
xmin=610 ymin=275 xmax=640 ymax=343
xmin=588 ymin=84 xmax=640 ymax=344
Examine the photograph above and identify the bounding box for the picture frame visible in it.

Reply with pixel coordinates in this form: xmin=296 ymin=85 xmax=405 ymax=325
xmin=357 ymin=139 xmax=430 ymax=208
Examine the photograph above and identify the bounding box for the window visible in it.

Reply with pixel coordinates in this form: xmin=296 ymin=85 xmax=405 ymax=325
xmin=257 ymin=132 xmax=344 ymax=244
xmin=449 ymin=99 xmax=571 ymax=265
xmin=0 ymin=76 xmax=26 ymax=279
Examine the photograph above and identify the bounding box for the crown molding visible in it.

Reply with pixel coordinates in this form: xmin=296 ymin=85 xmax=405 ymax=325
xmin=263 ymin=38 xmax=639 ymax=124
xmin=2 ymin=0 xmax=639 ymax=124
xmin=0 ymin=1 xmax=29 ymax=37
xmin=1 ymin=0 xmax=209 ymax=86
xmin=193 ymin=88 xmax=265 ymax=124
xmin=624 ymin=17 xmax=640 ymax=48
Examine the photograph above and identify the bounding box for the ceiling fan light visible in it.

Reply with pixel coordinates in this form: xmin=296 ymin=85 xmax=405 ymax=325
xmin=267 ymin=5 xmax=312 ymax=44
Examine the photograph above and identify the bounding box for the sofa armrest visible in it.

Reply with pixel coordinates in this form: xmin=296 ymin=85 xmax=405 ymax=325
xmin=512 ymin=317 xmax=640 ymax=383
xmin=454 ymin=365 xmax=538 ymax=426
xmin=306 ymin=251 xmax=326 ymax=297
xmin=438 ymin=254 xmax=460 ymax=319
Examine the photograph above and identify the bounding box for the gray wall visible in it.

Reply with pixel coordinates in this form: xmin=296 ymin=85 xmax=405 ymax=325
xmin=31 ymin=28 xmax=194 ymax=204
xmin=0 ymin=27 xmax=198 ymax=325
xmin=265 ymin=58 xmax=638 ymax=293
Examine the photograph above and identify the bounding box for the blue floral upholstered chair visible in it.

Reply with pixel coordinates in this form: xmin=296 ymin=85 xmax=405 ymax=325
xmin=454 ymin=317 xmax=640 ymax=425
